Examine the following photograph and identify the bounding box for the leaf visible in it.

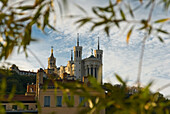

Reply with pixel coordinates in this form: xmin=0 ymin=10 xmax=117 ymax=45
xmin=74 ymin=3 xmax=87 ymax=14
xmin=154 ymin=18 xmax=170 ymax=23
xmin=120 ymin=8 xmax=126 ymax=20
xmin=116 ymin=0 xmax=121 ymax=3
xmin=158 ymin=36 xmax=164 ymax=43
xmin=157 ymin=29 xmax=169 ymax=34
xmin=75 ymin=18 xmax=92 ymax=28
xmin=139 ymin=0 xmax=143 ymax=3
xmin=128 ymin=5 xmax=134 ymax=18
xmin=104 ymin=26 xmax=109 ymax=36
xmin=115 ymin=74 xmax=125 ymax=85
xmin=17 ymin=5 xmax=35 ymax=10
xmin=15 ymin=17 xmax=31 ymax=22
xmin=126 ymin=26 xmax=134 ymax=44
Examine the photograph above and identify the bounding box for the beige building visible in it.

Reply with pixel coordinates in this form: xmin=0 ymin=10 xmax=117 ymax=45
xmin=35 ymin=69 xmax=105 ymax=114
xmin=1 ymin=95 xmax=37 ymax=113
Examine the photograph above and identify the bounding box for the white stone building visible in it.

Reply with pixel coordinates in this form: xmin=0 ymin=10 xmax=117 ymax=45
xmin=44 ymin=34 xmax=103 ymax=84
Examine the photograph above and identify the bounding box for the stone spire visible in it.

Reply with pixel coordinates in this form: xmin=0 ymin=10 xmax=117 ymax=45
xmin=71 ymin=50 xmax=73 ymax=61
xmin=91 ymin=49 xmax=93 ymax=55
xmin=98 ymin=37 xmax=100 ymax=50
xmin=51 ymin=46 xmax=54 ymax=57
xmin=77 ymin=33 xmax=79 ymax=46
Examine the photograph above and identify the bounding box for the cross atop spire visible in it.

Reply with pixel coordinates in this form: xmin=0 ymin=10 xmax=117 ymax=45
xmin=98 ymin=37 xmax=100 ymax=50
xmin=77 ymin=33 xmax=79 ymax=46
xmin=51 ymin=46 xmax=53 ymax=54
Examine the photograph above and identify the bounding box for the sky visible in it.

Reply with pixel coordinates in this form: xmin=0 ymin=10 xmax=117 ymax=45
xmin=2 ymin=0 xmax=170 ymax=97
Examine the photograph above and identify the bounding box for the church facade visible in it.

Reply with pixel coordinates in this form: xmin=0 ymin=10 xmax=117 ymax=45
xmin=44 ymin=34 xmax=103 ymax=84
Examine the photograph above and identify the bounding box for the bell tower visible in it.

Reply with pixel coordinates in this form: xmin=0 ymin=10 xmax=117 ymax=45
xmin=94 ymin=37 xmax=103 ymax=62
xmin=48 ymin=46 xmax=57 ymax=69
xmin=74 ymin=33 xmax=82 ymax=80
xmin=94 ymin=37 xmax=103 ymax=84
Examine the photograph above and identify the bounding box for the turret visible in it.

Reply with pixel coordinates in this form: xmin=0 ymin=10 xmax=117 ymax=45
xmin=94 ymin=37 xmax=103 ymax=84
xmin=48 ymin=46 xmax=57 ymax=69
xmin=74 ymin=33 xmax=82 ymax=80
xmin=94 ymin=37 xmax=103 ymax=62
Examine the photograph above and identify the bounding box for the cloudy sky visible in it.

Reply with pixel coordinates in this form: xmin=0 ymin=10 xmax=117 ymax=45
xmin=3 ymin=0 xmax=170 ymax=96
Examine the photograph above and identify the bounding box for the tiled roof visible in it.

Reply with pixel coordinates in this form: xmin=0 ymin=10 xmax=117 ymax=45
xmin=2 ymin=95 xmax=36 ymax=103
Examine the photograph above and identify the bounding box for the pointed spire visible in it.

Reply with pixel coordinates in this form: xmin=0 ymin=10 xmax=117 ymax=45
xmin=71 ymin=50 xmax=73 ymax=61
xmin=98 ymin=37 xmax=100 ymax=50
xmin=51 ymin=46 xmax=54 ymax=57
xmin=91 ymin=49 xmax=93 ymax=55
xmin=51 ymin=46 xmax=53 ymax=53
xmin=77 ymin=33 xmax=79 ymax=46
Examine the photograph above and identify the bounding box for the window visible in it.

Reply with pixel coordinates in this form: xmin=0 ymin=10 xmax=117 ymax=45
xmin=91 ymin=67 xmax=93 ymax=76
xmin=76 ymin=51 xmax=78 ymax=57
xmin=79 ymin=96 xmax=85 ymax=107
xmin=24 ymin=105 xmax=29 ymax=110
xmin=95 ymin=68 xmax=97 ymax=78
xmin=56 ymin=96 xmax=62 ymax=107
xmin=88 ymin=68 xmax=89 ymax=75
xmin=68 ymin=96 xmax=74 ymax=107
xmin=100 ymin=54 xmax=102 ymax=60
xmin=44 ymin=96 xmax=50 ymax=107
xmin=79 ymin=51 xmax=81 ymax=57
xmin=12 ymin=105 xmax=17 ymax=110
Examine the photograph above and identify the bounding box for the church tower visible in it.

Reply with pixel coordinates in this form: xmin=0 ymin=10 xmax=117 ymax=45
xmin=94 ymin=37 xmax=103 ymax=62
xmin=94 ymin=37 xmax=103 ymax=84
xmin=48 ymin=46 xmax=56 ymax=69
xmin=74 ymin=33 xmax=82 ymax=80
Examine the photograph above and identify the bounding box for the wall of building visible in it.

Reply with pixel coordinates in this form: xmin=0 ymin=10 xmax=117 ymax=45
xmin=38 ymin=88 xmax=105 ymax=114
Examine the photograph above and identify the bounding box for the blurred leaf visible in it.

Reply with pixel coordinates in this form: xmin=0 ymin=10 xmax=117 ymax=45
xmin=74 ymin=3 xmax=87 ymax=14
xmin=115 ymin=74 xmax=125 ymax=86
xmin=158 ymin=36 xmax=164 ymax=43
xmin=17 ymin=5 xmax=35 ymax=10
xmin=126 ymin=26 xmax=134 ymax=44
xmin=128 ymin=5 xmax=134 ymax=18
xmin=157 ymin=29 xmax=169 ymax=34
xmin=155 ymin=18 xmax=170 ymax=23
xmin=104 ymin=26 xmax=110 ymax=36
xmin=116 ymin=0 xmax=122 ymax=3
xmin=120 ymin=8 xmax=126 ymax=20
xmin=140 ymin=0 xmax=143 ymax=3
xmin=76 ymin=17 xmax=92 ymax=28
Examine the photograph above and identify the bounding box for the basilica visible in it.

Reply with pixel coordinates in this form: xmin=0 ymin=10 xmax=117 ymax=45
xmin=7 ymin=34 xmax=105 ymax=114
xmin=44 ymin=33 xmax=103 ymax=84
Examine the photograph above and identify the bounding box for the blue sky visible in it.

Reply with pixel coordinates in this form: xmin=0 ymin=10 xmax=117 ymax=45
xmin=3 ymin=0 xmax=170 ymax=96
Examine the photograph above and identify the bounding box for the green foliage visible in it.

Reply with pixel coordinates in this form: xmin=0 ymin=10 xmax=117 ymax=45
xmin=0 ymin=70 xmax=36 ymax=94
xmin=0 ymin=0 xmax=64 ymax=60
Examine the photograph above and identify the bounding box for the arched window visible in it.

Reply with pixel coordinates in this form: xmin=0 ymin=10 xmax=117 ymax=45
xmin=97 ymin=54 xmax=99 ymax=58
xmin=79 ymin=51 xmax=81 ymax=57
xmin=88 ymin=68 xmax=89 ymax=75
xmin=95 ymin=68 xmax=97 ymax=78
xmin=76 ymin=51 xmax=78 ymax=57
xmin=91 ymin=67 xmax=93 ymax=76
xmin=100 ymin=54 xmax=102 ymax=60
